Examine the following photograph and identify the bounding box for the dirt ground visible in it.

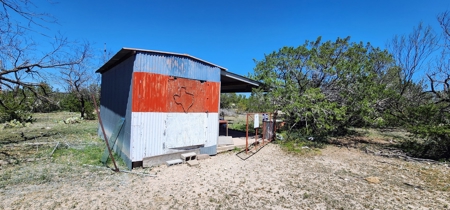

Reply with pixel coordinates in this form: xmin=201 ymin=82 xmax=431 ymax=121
xmin=1 ymin=142 xmax=449 ymax=209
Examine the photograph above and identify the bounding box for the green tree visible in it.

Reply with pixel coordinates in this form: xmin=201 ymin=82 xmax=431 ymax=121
xmin=30 ymin=82 xmax=60 ymax=113
xmin=251 ymin=36 xmax=396 ymax=135
xmin=220 ymin=93 xmax=249 ymax=113
xmin=0 ymin=87 xmax=33 ymax=122
xmin=220 ymin=93 xmax=238 ymax=109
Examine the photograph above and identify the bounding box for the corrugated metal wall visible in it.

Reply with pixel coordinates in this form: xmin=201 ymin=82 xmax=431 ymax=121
xmin=201 ymin=113 xmax=219 ymax=154
xmin=130 ymin=52 xmax=220 ymax=162
xmin=130 ymin=112 xmax=219 ymax=161
xmin=131 ymin=72 xmax=219 ymax=113
xmin=134 ymin=52 xmax=220 ymax=82
xmin=99 ymin=55 xmax=135 ymax=168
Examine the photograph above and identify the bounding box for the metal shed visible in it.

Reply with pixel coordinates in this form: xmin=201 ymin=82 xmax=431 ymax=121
xmin=96 ymin=48 xmax=261 ymax=169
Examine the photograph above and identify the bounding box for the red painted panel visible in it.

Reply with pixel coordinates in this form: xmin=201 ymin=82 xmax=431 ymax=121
xmin=204 ymin=82 xmax=220 ymax=113
xmin=167 ymin=77 xmax=219 ymax=113
xmin=132 ymin=72 xmax=219 ymax=113
xmin=132 ymin=72 xmax=169 ymax=112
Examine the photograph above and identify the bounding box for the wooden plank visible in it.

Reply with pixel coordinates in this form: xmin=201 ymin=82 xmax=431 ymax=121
xmin=101 ymin=118 xmax=125 ymax=164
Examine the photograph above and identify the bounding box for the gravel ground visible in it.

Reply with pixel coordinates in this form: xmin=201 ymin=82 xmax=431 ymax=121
xmin=1 ymin=143 xmax=449 ymax=209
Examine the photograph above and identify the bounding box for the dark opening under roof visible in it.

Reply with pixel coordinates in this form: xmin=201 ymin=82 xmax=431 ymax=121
xmin=96 ymin=47 xmax=263 ymax=93
xmin=220 ymin=70 xmax=262 ymax=93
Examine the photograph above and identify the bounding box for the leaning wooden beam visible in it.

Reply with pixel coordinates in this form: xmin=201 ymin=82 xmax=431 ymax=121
xmin=92 ymin=94 xmax=119 ymax=172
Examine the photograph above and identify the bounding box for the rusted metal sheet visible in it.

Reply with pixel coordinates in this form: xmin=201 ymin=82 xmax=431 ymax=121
xmin=131 ymin=72 xmax=168 ymax=112
xmin=167 ymin=76 xmax=220 ymax=113
xmin=132 ymin=72 xmax=220 ymax=113
xmin=134 ymin=52 xmax=221 ymax=82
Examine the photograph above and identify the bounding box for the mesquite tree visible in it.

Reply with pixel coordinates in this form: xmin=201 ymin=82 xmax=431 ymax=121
xmin=0 ymin=0 xmax=90 ymax=121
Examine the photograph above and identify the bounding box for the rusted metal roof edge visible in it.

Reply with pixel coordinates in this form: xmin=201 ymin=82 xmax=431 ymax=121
xmin=96 ymin=47 xmax=228 ymax=74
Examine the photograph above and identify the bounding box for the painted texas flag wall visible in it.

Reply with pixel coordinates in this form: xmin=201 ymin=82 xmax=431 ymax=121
xmin=130 ymin=72 xmax=220 ymax=161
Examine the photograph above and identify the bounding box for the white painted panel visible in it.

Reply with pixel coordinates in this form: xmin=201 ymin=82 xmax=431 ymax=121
xmin=165 ymin=113 xmax=207 ymax=148
xmin=205 ymin=113 xmax=219 ymax=147
xmin=254 ymin=114 xmax=259 ymax=128
xmin=130 ymin=112 xmax=219 ymax=161
xmin=131 ymin=112 xmax=166 ymax=161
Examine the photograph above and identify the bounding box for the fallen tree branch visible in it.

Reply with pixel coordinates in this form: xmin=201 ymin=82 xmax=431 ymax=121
xmin=366 ymin=147 xmax=438 ymax=164
xmin=399 ymin=155 xmax=437 ymax=163
xmin=374 ymin=159 xmax=400 ymax=167
xmin=50 ymin=142 xmax=59 ymax=157
xmin=403 ymin=182 xmax=425 ymax=190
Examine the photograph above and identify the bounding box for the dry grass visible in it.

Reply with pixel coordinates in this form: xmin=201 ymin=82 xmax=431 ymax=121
xmin=0 ymin=112 xmax=124 ymax=188
xmin=1 ymin=113 xmax=449 ymax=209
xmin=350 ymin=127 xmax=409 ymax=141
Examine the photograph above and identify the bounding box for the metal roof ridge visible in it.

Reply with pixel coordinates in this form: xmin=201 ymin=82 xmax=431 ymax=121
xmin=122 ymin=47 xmax=228 ymax=71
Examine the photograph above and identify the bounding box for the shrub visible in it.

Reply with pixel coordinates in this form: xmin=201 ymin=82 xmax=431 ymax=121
xmin=399 ymin=104 xmax=450 ymax=160
xmin=403 ymin=125 xmax=450 ymax=160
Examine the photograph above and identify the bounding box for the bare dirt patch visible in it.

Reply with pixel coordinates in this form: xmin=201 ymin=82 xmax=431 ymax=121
xmin=1 ymin=143 xmax=449 ymax=209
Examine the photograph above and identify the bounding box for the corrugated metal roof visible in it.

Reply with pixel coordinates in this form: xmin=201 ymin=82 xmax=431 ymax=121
xmin=96 ymin=48 xmax=227 ymax=74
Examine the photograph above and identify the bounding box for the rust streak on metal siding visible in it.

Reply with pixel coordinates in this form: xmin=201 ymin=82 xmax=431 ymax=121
xmin=132 ymin=72 xmax=219 ymax=113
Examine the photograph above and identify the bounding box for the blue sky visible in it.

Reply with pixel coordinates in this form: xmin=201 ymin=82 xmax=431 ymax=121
xmin=36 ymin=0 xmax=450 ymax=78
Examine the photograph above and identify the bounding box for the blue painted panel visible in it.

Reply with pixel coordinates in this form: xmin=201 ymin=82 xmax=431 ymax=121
xmin=99 ymin=55 xmax=135 ymax=168
xmin=200 ymin=145 xmax=217 ymax=155
xmin=134 ymin=52 xmax=220 ymax=82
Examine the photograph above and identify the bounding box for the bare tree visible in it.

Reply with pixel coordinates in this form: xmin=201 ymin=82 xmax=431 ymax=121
xmin=387 ymin=22 xmax=438 ymax=96
xmin=425 ymin=11 xmax=450 ymax=107
xmin=427 ymin=60 xmax=450 ymax=106
xmin=58 ymin=47 xmax=98 ymax=119
xmin=0 ymin=0 xmax=90 ymax=120
xmin=438 ymin=11 xmax=450 ymax=46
